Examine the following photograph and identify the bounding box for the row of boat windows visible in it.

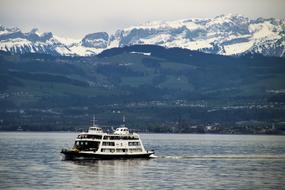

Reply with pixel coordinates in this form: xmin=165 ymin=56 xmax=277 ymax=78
xmin=75 ymin=141 xmax=99 ymax=146
xmin=101 ymin=148 xmax=143 ymax=153
xmin=77 ymin=134 xmax=139 ymax=140
xmin=101 ymin=142 xmax=141 ymax=146
xmin=77 ymin=135 xmax=102 ymax=139
xmin=74 ymin=141 xmax=100 ymax=151
xmin=103 ymin=136 xmax=139 ymax=140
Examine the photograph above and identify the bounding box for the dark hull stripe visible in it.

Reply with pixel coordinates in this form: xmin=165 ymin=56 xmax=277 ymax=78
xmin=61 ymin=151 xmax=153 ymax=160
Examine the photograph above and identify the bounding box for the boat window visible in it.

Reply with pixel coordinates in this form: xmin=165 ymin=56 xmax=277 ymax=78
xmin=101 ymin=148 xmax=115 ymax=153
xmin=103 ymin=136 xmax=110 ymax=140
xmin=74 ymin=141 xmax=100 ymax=151
xmin=88 ymin=135 xmax=102 ymax=139
xmin=116 ymin=148 xmax=128 ymax=153
xmin=102 ymin=142 xmax=115 ymax=146
xmin=128 ymin=142 xmax=140 ymax=146
xmin=129 ymin=148 xmax=142 ymax=152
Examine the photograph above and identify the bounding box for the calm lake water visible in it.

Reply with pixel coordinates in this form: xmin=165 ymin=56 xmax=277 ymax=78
xmin=0 ymin=133 xmax=284 ymax=190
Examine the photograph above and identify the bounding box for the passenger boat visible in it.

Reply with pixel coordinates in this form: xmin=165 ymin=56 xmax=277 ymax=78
xmin=61 ymin=116 xmax=154 ymax=160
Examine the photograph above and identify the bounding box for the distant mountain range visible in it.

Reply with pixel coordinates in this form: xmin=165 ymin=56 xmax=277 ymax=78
xmin=1 ymin=14 xmax=285 ymax=57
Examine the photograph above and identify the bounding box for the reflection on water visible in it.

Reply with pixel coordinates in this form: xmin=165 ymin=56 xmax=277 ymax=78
xmin=71 ymin=159 xmax=151 ymax=167
xmin=0 ymin=133 xmax=285 ymax=189
xmin=64 ymin=159 xmax=153 ymax=190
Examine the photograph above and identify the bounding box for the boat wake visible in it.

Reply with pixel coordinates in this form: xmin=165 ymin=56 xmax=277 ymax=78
xmin=159 ymin=155 xmax=285 ymax=160
xmin=149 ymin=154 xmax=158 ymax=158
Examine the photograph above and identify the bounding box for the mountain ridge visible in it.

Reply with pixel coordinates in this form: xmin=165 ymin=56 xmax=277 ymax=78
xmin=1 ymin=14 xmax=285 ymax=57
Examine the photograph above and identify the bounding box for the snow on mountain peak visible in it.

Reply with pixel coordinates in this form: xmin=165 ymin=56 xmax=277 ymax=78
xmin=0 ymin=25 xmax=21 ymax=35
xmin=53 ymin=35 xmax=80 ymax=46
xmin=0 ymin=14 xmax=284 ymax=57
xmin=30 ymin=28 xmax=40 ymax=34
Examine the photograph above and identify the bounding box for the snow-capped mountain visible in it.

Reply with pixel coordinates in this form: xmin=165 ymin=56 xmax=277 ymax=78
xmin=1 ymin=14 xmax=285 ymax=57
xmin=0 ymin=26 xmax=75 ymax=56
xmin=113 ymin=14 xmax=285 ymax=57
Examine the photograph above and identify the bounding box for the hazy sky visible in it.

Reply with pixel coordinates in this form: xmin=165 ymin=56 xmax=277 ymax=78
xmin=1 ymin=0 xmax=285 ymax=38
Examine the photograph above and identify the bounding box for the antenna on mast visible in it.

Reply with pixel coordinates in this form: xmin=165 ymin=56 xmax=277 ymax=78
xmin=92 ymin=115 xmax=96 ymax=126
xmin=122 ymin=115 xmax=126 ymax=127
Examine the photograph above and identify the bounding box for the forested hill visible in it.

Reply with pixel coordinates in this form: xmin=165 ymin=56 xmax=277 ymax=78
xmin=0 ymin=45 xmax=285 ymax=132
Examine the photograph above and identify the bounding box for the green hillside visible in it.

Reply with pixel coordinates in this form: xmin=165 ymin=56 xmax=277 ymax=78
xmin=0 ymin=45 xmax=285 ymax=132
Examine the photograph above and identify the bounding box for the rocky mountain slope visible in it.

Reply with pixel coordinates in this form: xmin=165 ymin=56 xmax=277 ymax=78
xmin=1 ymin=14 xmax=285 ymax=57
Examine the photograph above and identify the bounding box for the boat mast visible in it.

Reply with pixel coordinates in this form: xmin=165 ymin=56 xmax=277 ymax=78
xmin=122 ymin=115 xmax=126 ymax=127
xmin=93 ymin=115 xmax=96 ymax=126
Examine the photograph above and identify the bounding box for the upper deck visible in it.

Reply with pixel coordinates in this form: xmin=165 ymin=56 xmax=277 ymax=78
xmin=77 ymin=132 xmax=140 ymax=141
xmin=77 ymin=125 xmax=139 ymax=141
xmin=76 ymin=116 xmax=140 ymax=141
